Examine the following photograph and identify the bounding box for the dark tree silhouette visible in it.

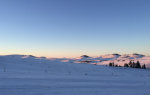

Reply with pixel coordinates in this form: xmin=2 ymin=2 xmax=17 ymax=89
xmin=109 ymin=62 xmax=113 ymax=66
xmin=124 ymin=63 xmax=129 ymax=67
xmin=142 ymin=64 xmax=146 ymax=69
xmin=129 ymin=61 xmax=133 ymax=67
xmin=135 ymin=61 xmax=141 ymax=68
xmin=109 ymin=62 xmax=115 ymax=67
xmin=108 ymin=60 xmax=145 ymax=69
xmin=115 ymin=64 xmax=118 ymax=67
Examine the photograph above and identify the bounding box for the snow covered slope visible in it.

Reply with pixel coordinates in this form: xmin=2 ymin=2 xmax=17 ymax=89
xmin=75 ymin=54 xmax=150 ymax=68
xmin=0 ymin=54 xmax=150 ymax=95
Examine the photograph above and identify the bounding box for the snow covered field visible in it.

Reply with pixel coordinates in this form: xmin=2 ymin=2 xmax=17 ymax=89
xmin=0 ymin=55 xmax=150 ymax=95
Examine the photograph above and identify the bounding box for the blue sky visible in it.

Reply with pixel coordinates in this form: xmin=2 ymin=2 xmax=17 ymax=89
xmin=0 ymin=0 xmax=150 ymax=57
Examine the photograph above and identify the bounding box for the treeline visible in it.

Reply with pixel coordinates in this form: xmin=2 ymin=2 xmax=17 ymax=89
xmin=109 ymin=61 xmax=146 ymax=69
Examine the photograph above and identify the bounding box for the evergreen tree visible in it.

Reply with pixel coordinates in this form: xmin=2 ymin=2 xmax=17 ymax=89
xmin=135 ymin=61 xmax=141 ymax=68
xmin=129 ymin=61 xmax=133 ymax=67
xmin=109 ymin=62 xmax=113 ymax=66
xmin=142 ymin=64 xmax=146 ymax=69
xmin=115 ymin=64 xmax=118 ymax=67
xmin=109 ymin=62 xmax=115 ymax=67
xmin=124 ymin=63 xmax=129 ymax=67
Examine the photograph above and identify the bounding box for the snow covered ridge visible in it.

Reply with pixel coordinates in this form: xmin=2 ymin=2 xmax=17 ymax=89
xmin=0 ymin=54 xmax=150 ymax=68
xmin=73 ymin=54 xmax=150 ymax=68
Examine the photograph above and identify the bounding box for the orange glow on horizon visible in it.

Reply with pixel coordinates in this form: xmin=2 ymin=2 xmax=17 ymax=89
xmin=1 ymin=49 xmax=150 ymax=58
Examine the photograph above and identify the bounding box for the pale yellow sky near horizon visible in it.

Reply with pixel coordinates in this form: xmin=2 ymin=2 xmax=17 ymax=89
xmin=1 ymin=48 xmax=150 ymax=58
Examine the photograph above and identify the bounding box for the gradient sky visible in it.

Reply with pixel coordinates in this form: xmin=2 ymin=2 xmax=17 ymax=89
xmin=0 ymin=0 xmax=150 ymax=58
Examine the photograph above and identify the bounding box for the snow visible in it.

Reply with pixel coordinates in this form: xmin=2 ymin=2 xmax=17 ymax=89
xmin=75 ymin=54 xmax=150 ymax=68
xmin=0 ymin=54 xmax=150 ymax=95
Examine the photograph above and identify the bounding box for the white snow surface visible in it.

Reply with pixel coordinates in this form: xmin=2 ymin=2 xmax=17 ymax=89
xmin=0 ymin=54 xmax=150 ymax=95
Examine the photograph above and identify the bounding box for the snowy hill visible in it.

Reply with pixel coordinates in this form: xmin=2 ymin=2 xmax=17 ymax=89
xmin=74 ymin=54 xmax=150 ymax=68
xmin=0 ymin=54 xmax=150 ymax=95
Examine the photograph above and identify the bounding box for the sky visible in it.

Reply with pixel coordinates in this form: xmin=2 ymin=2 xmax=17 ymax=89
xmin=0 ymin=0 xmax=150 ymax=58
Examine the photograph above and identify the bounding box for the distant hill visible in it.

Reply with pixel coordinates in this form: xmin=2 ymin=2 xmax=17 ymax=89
xmin=74 ymin=54 xmax=150 ymax=68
